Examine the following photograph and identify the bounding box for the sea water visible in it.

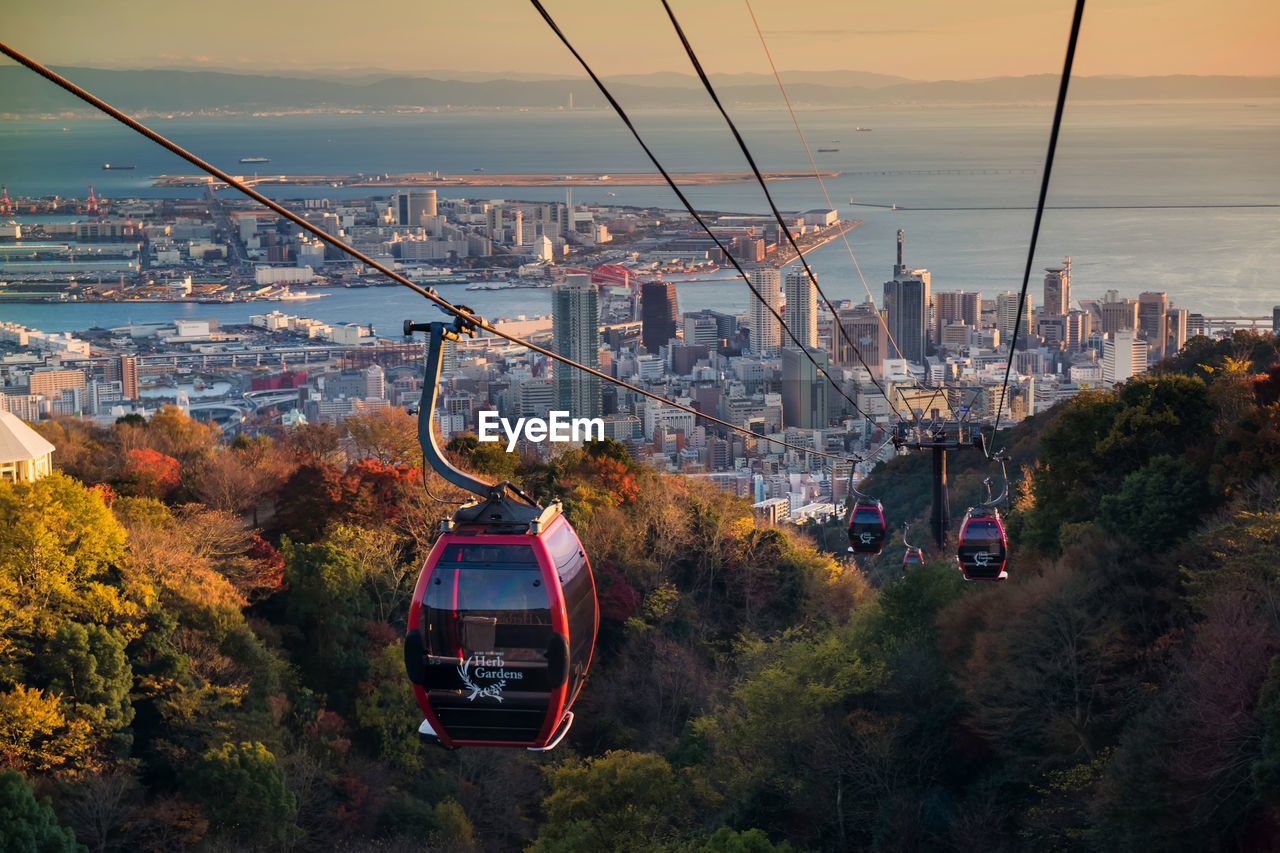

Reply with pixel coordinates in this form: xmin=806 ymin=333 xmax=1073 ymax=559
xmin=1 ymin=102 xmax=1277 ymax=334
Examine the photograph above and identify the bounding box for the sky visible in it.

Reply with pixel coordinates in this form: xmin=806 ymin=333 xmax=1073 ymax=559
xmin=3 ymin=0 xmax=1278 ymax=80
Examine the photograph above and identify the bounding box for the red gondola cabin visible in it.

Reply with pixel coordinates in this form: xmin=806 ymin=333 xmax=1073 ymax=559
xmin=956 ymin=509 xmax=1008 ymax=581
xmin=847 ymin=500 xmax=887 ymax=556
xmin=404 ymin=507 xmax=597 ymax=750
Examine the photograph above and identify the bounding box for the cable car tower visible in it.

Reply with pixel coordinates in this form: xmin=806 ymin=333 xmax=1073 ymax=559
xmin=893 ymin=420 xmax=987 ymax=550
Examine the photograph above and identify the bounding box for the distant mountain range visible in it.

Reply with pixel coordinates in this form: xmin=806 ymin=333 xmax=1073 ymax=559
xmin=2 ymin=67 xmax=1276 ymax=116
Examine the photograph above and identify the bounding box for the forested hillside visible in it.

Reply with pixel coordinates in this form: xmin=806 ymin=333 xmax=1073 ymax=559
xmin=3 ymin=331 xmax=1280 ymax=852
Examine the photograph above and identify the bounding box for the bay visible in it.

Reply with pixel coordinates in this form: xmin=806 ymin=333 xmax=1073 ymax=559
xmin=2 ymin=102 xmax=1278 ymax=329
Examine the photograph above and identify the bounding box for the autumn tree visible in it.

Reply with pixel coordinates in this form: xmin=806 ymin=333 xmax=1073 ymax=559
xmin=345 ymin=407 xmax=421 ymax=467
xmin=118 ymin=449 xmax=180 ymax=499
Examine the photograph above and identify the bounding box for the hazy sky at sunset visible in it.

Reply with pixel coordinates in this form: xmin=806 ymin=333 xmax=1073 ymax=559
xmin=4 ymin=0 xmax=1278 ymax=80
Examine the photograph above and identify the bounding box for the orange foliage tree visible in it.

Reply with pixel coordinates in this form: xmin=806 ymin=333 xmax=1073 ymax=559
xmin=120 ymin=448 xmax=180 ymax=499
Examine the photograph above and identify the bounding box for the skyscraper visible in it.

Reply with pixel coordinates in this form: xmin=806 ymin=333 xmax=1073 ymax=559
xmin=1165 ymin=307 xmax=1189 ymax=357
xmin=553 ymin=274 xmax=601 ymax=418
xmin=747 ymin=267 xmax=783 ymax=356
xmin=883 ymin=230 xmax=930 ymax=364
xmin=781 ymin=346 xmax=829 ymax=429
xmin=783 ymin=268 xmax=817 ymax=349
xmin=641 ymin=280 xmax=678 ymax=354
xmin=835 ymin=302 xmax=888 ymax=374
xmin=995 ymin=291 xmax=1033 ymax=346
xmin=1138 ymin=291 xmax=1169 ymax=358
xmin=392 ymin=190 xmax=437 ymax=226
xmin=932 ymin=291 xmax=981 ymax=344
xmin=1043 ymin=257 xmax=1072 ymax=316
xmin=1103 ymin=329 xmax=1149 ymax=386
xmin=1100 ymin=298 xmax=1139 ymax=334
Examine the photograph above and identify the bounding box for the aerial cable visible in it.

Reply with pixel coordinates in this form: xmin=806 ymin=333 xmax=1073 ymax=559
xmin=988 ymin=0 xmax=1086 ymax=453
xmin=524 ymin=0 xmax=875 ymax=424
xmin=741 ymin=0 xmax=905 ymax=365
xmin=658 ymin=0 xmax=908 ymax=424
xmin=0 ymin=41 xmax=861 ymax=464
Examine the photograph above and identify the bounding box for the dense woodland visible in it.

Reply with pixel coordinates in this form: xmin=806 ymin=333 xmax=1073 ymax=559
xmin=3 ymin=330 xmax=1280 ymax=852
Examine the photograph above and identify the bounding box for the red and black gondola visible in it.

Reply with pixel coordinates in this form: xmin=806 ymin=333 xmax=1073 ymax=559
xmin=402 ymin=319 xmax=598 ymax=750
xmin=956 ymin=508 xmax=1008 ymax=581
xmin=847 ymin=500 xmax=886 ymax=555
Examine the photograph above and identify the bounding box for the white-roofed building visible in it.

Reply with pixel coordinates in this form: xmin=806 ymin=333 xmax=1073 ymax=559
xmin=0 ymin=411 xmax=55 ymax=483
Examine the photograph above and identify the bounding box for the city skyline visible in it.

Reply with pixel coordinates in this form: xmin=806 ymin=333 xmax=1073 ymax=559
xmin=4 ymin=0 xmax=1279 ymax=81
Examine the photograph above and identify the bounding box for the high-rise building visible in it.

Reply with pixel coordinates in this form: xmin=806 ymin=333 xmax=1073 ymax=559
xmin=1103 ymin=329 xmax=1149 ymax=386
xmin=1100 ymin=298 xmax=1139 ymax=334
xmin=392 ymin=190 xmax=437 ymax=226
xmin=1274 ymin=306 xmax=1280 ymax=336
xmin=641 ymin=280 xmax=678 ymax=354
xmin=1165 ymin=307 xmax=1189 ymax=357
xmin=553 ymin=274 xmax=601 ymax=418
xmin=835 ymin=302 xmax=888 ymax=373
xmin=933 ymin=290 xmax=981 ymax=344
xmin=883 ymin=230 xmax=930 ymax=364
xmin=1043 ymin=257 xmax=1072 ymax=316
xmin=1138 ymin=291 xmax=1169 ymax=358
xmin=747 ymin=267 xmax=783 ymax=356
xmin=781 ymin=346 xmax=829 ymax=429
xmin=995 ymin=291 xmax=1033 ymax=344
xmin=783 ymin=268 xmax=817 ymax=349
xmin=104 ymin=355 xmax=138 ymax=401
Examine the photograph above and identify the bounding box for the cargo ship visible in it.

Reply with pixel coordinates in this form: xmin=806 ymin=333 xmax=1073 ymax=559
xmin=817 ymin=148 xmax=839 ymax=153
xmin=239 ymin=156 xmax=271 ymax=164
xmin=102 ymin=163 xmax=135 ymax=170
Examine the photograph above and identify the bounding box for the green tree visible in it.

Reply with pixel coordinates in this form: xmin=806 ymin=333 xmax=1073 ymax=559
xmin=186 ymin=741 xmax=296 ymax=847
xmin=1099 ymin=454 xmax=1212 ymax=551
xmin=683 ymin=827 xmax=795 ymax=853
xmin=0 ymin=770 xmax=84 ymax=853
xmin=44 ymin=623 xmax=135 ymax=739
xmin=528 ymin=751 xmax=688 ymax=853
xmin=282 ymin=530 xmax=374 ymax=706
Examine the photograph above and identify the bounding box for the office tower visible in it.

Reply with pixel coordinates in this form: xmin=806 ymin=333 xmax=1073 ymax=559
xmin=1100 ymin=298 xmax=1139 ymax=334
xmin=1103 ymin=329 xmax=1149 ymax=386
xmin=104 ymin=355 xmax=138 ymax=400
xmin=1274 ymin=306 xmax=1280 ymax=336
xmin=392 ymin=190 xmax=436 ymax=226
xmin=836 ymin=302 xmax=888 ymax=373
xmin=1165 ymin=307 xmax=1189 ymax=357
xmin=1064 ymin=310 xmax=1092 ymax=352
xmin=1138 ymin=291 xmax=1169 ymax=358
xmin=747 ymin=266 xmax=783 ymax=356
xmin=783 ymin=268 xmax=818 ymax=349
xmin=514 ymin=209 xmax=523 ymax=246
xmin=933 ymin=290 xmax=981 ymax=344
xmin=641 ymin=279 xmax=678 ymax=354
xmin=995 ymin=291 xmax=1033 ymax=344
xmin=683 ymin=309 xmax=739 ymax=348
xmin=553 ymin=274 xmax=601 ymax=418
xmin=1043 ymin=257 xmax=1072 ymax=316
xmin=781 ymin=346 xmax=828 ymax=429
xmin=883 ymin=230 xmax=930 ymax=364
xmin=684 ymin=315 xmax=719 ymax=347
